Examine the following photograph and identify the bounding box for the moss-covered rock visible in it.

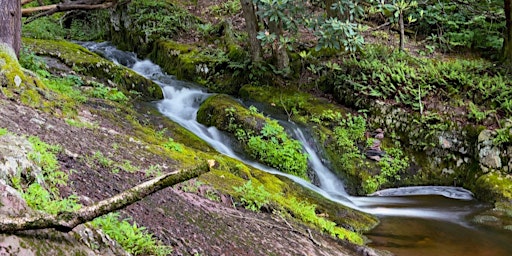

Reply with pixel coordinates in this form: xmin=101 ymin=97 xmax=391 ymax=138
xmin=22 ymin=38 xmax=162 ymax=100
xmin=109 ymin=0 xmax=200 ymax=56
xmin=239 ymin=85 xmax=349 ymax=124
xmin=148 ymin=40 xmax=245 ymax=94
xmin=197 ymin=94 xmax=266 ymax=133
xmin=198 ymin=155 xmax=379 ymax=242
xmin=197 ymin=94 xmax=308 ymax=179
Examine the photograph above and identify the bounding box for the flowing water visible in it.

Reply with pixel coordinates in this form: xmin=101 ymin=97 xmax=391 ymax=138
xmin=83 ymin=42 xmax=512 ymax=256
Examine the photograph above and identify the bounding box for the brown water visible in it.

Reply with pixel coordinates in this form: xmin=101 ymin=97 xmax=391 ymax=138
xmin=365 ymin=195 xmax=512 ymax=256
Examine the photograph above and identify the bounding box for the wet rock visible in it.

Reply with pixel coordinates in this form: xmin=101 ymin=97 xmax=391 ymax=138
xmin=473 ymin=215 xmax=500 ymax=224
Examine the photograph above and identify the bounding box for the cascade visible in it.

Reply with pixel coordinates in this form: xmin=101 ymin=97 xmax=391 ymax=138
xmin=83 ymin=42 xmax=512 ymax=256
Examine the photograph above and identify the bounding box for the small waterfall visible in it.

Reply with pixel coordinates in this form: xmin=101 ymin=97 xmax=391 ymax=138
xmin=82 ymin=41 xmax=512 ymax=256
xmin=84 ymin=42 xmax=480 ymax=218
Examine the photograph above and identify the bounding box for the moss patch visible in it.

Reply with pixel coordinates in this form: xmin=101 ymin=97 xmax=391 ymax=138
xmin=22 ymin=38 xmax=162 ymax=100
xmin=475 ymin=172 xmax=512 ymax=201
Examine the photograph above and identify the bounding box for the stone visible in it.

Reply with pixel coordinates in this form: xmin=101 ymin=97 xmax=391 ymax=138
xmin=0 ymin=134 xmax=43 ymax=184
xmin=478 ymin=129 xmax=495 ymax=144
xmin=479 ymin=146 xmax=502 ymax=169
xmin=439 ymin=136 xmax=452 ymax=149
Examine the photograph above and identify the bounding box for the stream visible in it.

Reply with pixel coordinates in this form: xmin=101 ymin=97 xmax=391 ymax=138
xmin=83 ymin=42 xmax=512 ymax=256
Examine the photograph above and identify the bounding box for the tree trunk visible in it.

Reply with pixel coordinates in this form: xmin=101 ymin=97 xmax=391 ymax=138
xmin=503 ymin=0 xmax=512 ymax=63
xmin=399 ymin=11 xmax=405 ymax=51
xmin=269 ymin=20 xmax=289 ymax=73
xmin=0 ymin=0 xmax=22 ymax=57
xmin=0 ymin=165 xmax=209 ymax=232
xmin=240 ymin=0 xmax=262 ymax=62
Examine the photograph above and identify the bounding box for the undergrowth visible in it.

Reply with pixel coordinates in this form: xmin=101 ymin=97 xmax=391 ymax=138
xmin=333 ymin=45 xmax=512 ymax=115
xmin=226 ymin=107 xmax=308 ymax=179
xmin=92 ymin=213 xmax=172 ymax=256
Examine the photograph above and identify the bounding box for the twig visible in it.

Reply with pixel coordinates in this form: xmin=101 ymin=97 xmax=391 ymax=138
xmin=307 ymin=229 xmax=322 ymax=247
xmin=367 ymin=22 xmax=391 ymax=32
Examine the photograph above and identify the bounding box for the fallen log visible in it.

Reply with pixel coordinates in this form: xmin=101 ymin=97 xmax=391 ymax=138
xmin=0 ymin=164 xmax=209 ymax=233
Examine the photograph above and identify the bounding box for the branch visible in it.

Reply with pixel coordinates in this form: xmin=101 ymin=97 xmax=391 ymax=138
xmin=0 ymin=164 xmax=209 ymax=233
xmin=21 ymin=0 xmax=36 ymax=5
xmin=22 ymin=2 xmax=115 ymax=16
xmin=23 ymin=1 xmax=116 ymax=24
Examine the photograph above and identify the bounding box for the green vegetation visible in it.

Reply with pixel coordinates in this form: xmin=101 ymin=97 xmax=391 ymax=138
xmin=225 ymin=107 xmax=308 ymax=179
xmin=233 ymin=180 xmax=271 ymax=212
xmin=163 ymin=137 xmax=184 ymax=152
xmin=0 ymin=128 xmax=7 ymax=136
xmin=91 ymin=213 xmax=172 ymax=256
xmin=245 ymin=121 xmax=308 ymax=179
xmin=233 ymin=180 xmax=363 ymax=244
xmin=363 ymin=147 xmax=410 ymax=194
xmin=332 ymin=45 xmax=512 ymax=115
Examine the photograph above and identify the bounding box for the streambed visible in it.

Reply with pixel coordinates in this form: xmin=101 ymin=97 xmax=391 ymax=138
xmin=84 ymin=42 xmax=512 ymax=256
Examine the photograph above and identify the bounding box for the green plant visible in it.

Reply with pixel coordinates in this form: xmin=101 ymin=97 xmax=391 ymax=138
xmin=363 ymin=147 xmax=409 ymax=194
xmin=89 ymin=83 xmax=129 ymax=103
xmin=468 ymin=102 xmax=494 ymax=123
xmin=91 ymin=151 xmax=114 ymax=168
xmin=120 ymin=160 xmax=139 ymax=173
xmin=246 ymin=121 xmax=308 ymax=179
xmin=18 ymin=136 xmax=81 ymax=215
xmin=208 ymin=0 xmax=241 ymax=16
xmin=45 ymin=75 xmax=87 ymax=103
xmin=0 ymin=128 xmax=7 ymax=136
xmin=181 ymin=180 xmax=204 ymax=193
xmin=493 ymin=128 xmax=511 ymax=146
xmin=27 ymin=136 xmax=67 ymax=192
xmin=163 ymin=138 xmax=184 ymax=152
xmin=233 ymin=180 xmax=271 ymax=212
xmin=155 ymin=128 xmax=168 ymax=140
xmin=92 ymin=212 xmax=172 ymax=256
xmin=205 ymin=189 xmax=221 ymax=202
xmin=22 ymin=183 xmax=81 ymax=215
xmin=22 ymin=16 xmax=67 ymax=40
xmin=283 ymin=197 xmax=363 ymax=244
xmin=146 ymin=164 xmax=163 ymax=177
xmin=19 ymin=48 xmax=50 ymax=78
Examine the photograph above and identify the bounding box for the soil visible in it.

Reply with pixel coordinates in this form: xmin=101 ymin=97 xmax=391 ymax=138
xmin=0 ymin=62 xmax=378 ymax=255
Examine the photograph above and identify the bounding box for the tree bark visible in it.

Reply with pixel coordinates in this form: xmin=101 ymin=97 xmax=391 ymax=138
xmin=269 ymin=20 xmax=289 ymax=73
xmin=503 ymin=0 xmax=512 ymax=63
xmin=240 ymin=0 xmax=262 ymax=62
xmin=0 ymin=165 xmax=209 ymax=233
xmin=0 ymin=0 xmax=22 ymax=57
xmin=399 ymin=11 xmax=405 ymax=51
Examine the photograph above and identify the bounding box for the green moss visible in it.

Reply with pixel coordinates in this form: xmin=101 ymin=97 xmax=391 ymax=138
xmin=110 ymin=0 xmax=199 ymax=56
xmin=22 ymin=38 xmax=162 ymax=100
xmin=475 ymin=172 xmax=512 ymax=201
xmin=198 ymin=154 xmax=377 ymax=241
xmin=149 ymin=40 xmax=215 ymax=84
xmin=20 ymin=88 xmax=42 ymax=107
xmin=198 ymin=94 xmax=308 ymax=178
xmin=239 ymin=85 xmax=347 ymax=124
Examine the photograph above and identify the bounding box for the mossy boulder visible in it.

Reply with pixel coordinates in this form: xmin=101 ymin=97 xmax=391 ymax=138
xmin=22 ymin=38 xmax=162 ymax=100
xmin=148 ymin=40 xmax=245 ymax=94
xmin=197 ymin=94 xmax=266 ymax=133
xmin=197 ymin=94 xmax=308 ymax=179
xmin=109 ymin=0 xmax=200 ymax=56
xmin=239 ymin=85 xmax=349 ymax=123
